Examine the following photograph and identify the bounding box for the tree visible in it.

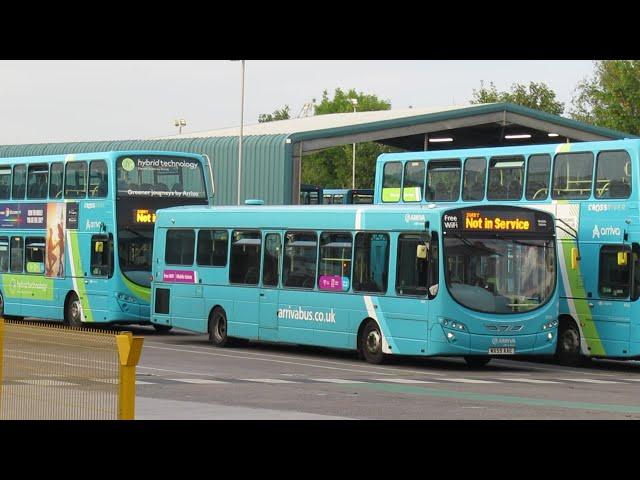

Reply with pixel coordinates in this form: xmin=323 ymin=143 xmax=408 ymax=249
xmin=301 ymin=88 xmax=396 ymax=189
xmin=258 ymin=105 xmax=291 ymax=123
xmin=570 ymin=60 xmax=640 ymax=135
xmin=470 ymin=81 xmax=565 ymax=116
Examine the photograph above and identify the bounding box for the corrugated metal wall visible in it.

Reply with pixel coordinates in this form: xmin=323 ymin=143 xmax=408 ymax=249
xmin=0 ymin=135 xmax=292 ymax=205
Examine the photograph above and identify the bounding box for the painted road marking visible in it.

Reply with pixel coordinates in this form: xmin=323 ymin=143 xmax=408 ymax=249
xmin=501 ymin=378 xmax=561 ymax=384
xmin=241 ymin=379 xmax=297 ymax=384
xmin=168 ymin=378 xmax=228 ymax=384
xmin=380 ymin=378 xmax=437 ymax=384
xmin=16 ymin=380 xmax=77 ymax=386
xmin=559 ymin=378 xmax=621 ymax=384
xmin=136 ymin=380 xmax=155 ymax=385
xmin=311 ymin=378 xmax=366 ymax=384
xmin=440 ymin=378 xmax=498 ymax=384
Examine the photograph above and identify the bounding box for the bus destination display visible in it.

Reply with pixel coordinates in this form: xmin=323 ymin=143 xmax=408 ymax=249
xmin=443 ymin=208 xmax=552 ymax=233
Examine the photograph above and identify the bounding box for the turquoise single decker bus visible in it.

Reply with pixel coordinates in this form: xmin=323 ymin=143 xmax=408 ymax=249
xmin=373 ymin=138 xmax=640 ymax=364
xmin=0 ymin=150 xmax=213 ymax=329
xmin=150 ymin=203 xmax=558 ymax=365
xmin=323 ymin=189 xmax=374 ymax=205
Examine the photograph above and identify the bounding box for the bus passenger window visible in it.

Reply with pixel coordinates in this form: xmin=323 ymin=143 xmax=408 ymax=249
xmin=91 ymin=235 xmax=113 ymax=277
xmin=525 ymin=154 xmax=551 ymax=200
xmin=10 ymin=237 xmax=24 ymax=273
xmin=27 ymin=164 xmax=49 ymax=199
xmin=429 ymin=232 xmax=439 ymax=298
xmin=402 ymin=161 xmax=425 ymax=202
xmin=197 ymin=230 xmax=228 ymax=267
xmin=552 ymin=152 xmax=594 ymax=199
xmin=595 ymin=150 xmax=631 ymax=199
xmin=25 ymin=237 xmax=46 ymax=274
xmin=283 ymin=231 xmax=317 ymax=289
xmin=352 ymin=232 xmax=389 ymax=294
xmin=49 ymin=163 xmax=64 ymax=199
xmin=633 ymin=244 xmax=640 ymax=301
xmin=0 ymin=236 xmax=9 ymax=272
xmin=165 ymin=230 xmax=195 ymax=266
xmin=12 ymin=165 xmax=26 ymax=199
xmin=396 ymin=233 xmax=430 ymax=296
xmin=0 ymin=167 xmax=12 ymax=200
xmin=262 ymin=233 xmax=281 ymax=287
xmin=462 ymin=157 xmax=486 ymax=201
xmin=89 ymin=160 xmax=108 ymax=198
xmin=487 ymin=156 xmax=524 ymax=200
xmin=229 ymin=230 xmax=261 ymax=285
xmin=599 ymin=245 xmax=631 ymax=298
xmin=318 ymin=232 xmax=352 ymax=291
xmin=65 ymin=161 xmax=87 ymax=199
xmin=382 ymin=162 xmax=402 ymax=202
xmin=425 ymin=159 xmax=461 ymax=202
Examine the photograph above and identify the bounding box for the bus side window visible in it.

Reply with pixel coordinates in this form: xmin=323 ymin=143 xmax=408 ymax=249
xmin=425 ymin=159 xmax=461 ymax=202
xmin=229 ymin=230 xmax=261 ymax=285
xmin=64 ymin=161 xmax=87 ymax=199
xmin=0 ymin=167 xmax=12 ymax=200
xmin=352 ymin=232 xmax=389 ymax=294
xmin=382 ymin=162 xmax=402 ymax=203
xmin=197 ymin=230 xmax=228 ymax=267
xmin=552 ymin=152 xmax=594 ymax=199
xmin=318 ymin=232 xmax=352 ymax=292
xmin=165 ymin=230 xmax=195 ymax=266
xmin=27 ymin=164 xmax=49 ymax=199
xmin=0 ymin=236 xmax=9 ymax=272
xmin=262 ymin=233 xmax=281 ymax=287
xmin=598 ymin=245 xmax=631 ymax=298
xmin=91 ymin=234 xmax=113 ymax=277
xmin=12 ymin=164 xmax=26 ymax=199
xmin=632 ymin=244 xmax=640 ymax=301
xmin=49 ymin=162 xmax=64 ymax=199
xmin=462 ymin=157 xmax=486 ymax=201
xmin=396 ymin=233 xmax=429 ymax=296
xmin=283 ymin=231 xmax=318 ymax=289
xmin=89 ymin=160 xmax=108 ymax=198
xmin=25 ymin=237 xmax=46 ymax=274
xmin=525 ymin=154 xmax=551 ymax=200
xmin=10 ymin=237 xmax=24 ymax=273
xmin=595 ymin=150 xmax=632 ymax=199
xmin=402 ymin=160 xmax=425 ymax=202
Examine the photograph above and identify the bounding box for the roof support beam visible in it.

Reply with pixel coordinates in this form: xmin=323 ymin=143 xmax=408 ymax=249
xmin=504 ymin=112 xmax=612 ymax=142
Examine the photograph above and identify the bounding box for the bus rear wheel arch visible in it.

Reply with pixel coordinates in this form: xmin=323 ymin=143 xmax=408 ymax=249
xmin=0 ymin=290 xmax=23 ymax=321
xmin=358 ymin=319 xmax=387 ymax=364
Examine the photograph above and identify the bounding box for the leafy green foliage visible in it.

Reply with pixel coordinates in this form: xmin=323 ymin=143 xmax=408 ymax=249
xmin=471 ymin=81 xmax=565 ymax=115
xmin=258 ymin=105 xmax=291 ymax=123
xmin=302 ymin=88 xmax=396 ymax=188
xmin=570 ymin=60 xmax=640 ymax=135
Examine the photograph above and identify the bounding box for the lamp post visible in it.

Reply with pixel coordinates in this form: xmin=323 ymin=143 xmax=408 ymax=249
xmin=231 ymin=60 xmax=245 ymax=205
xmin=349 ymin=98 xmax=358 ymax=189
xmin=174 ymin=118 xmax=186 ymax=135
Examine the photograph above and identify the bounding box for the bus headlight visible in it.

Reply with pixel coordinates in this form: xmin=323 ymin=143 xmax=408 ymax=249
xmin=439 ymin=318 xmax=467 ymax=332
xmin=116 ymin=292 xmax=137 ymax=304
xmin=541 ymin=320 xmax=558 ymax=331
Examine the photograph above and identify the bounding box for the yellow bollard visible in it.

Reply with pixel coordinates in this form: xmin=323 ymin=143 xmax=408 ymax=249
xmin=116 ymin=331 xmax=144 ymax=420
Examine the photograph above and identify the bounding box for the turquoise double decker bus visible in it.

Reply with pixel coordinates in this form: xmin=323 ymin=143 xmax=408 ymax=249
xmin=374 ymin=138 xmax=640 ymax=364
xmin=0 ymin=150 xmax=213 ymax=329
xmin=151 ymin=203 xmax=558 ymax=365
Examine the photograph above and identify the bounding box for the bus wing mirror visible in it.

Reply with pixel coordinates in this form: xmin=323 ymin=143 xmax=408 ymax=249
xmin=416 ymin=244 xmax=428 ymax=260
xmin=618 ymin=251 xmax=629 ymax=266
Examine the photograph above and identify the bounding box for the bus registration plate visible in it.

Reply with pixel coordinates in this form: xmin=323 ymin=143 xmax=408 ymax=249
xmin=488 ymin=347 xmax=515 ymax=355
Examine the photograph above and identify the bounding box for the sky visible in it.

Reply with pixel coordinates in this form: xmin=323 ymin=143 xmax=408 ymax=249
xmin=0 ymin=60 xmax=596 ymax=145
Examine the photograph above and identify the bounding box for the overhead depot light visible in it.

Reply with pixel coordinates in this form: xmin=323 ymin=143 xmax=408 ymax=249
xmin=547 ymin=133 xmax=560 ymax=137
xmin=428 ymin=137 xmax=454 ymax=143
xmin=505 ymin=134 xmax=532 ymax=140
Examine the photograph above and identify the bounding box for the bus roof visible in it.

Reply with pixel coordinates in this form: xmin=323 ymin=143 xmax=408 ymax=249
xmin=377 ymin=138 xmax=640 ymax=163
xmin=0 ymin=150 xmax=205 ymax=163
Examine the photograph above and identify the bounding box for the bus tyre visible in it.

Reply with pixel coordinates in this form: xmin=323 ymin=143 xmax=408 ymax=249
xmin=65 ymin=293 xmax=84 ymax=328
xmin=209 ymin=308 xmax=231 ymax=347
xmin=360 ymin=320 xmax=386 ymax=364
xmin=153 ymin=324 xmax=173 ymax=333
xmin=556 ymin=321 xmax=584 ymax=366
xmin=464 ymin=356 xmax=491 ymax=368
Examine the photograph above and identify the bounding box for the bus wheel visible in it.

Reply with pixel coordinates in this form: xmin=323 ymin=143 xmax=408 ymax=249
xmin=153 ymin=324 xmax=173 ymax=333
xmin=0 ymin=292 xmax=22 ymax=321
xmin=208 ymin=308 xmax=230 ymax=347
xmin=65 ymin=293 xmax=84 ymax=328
xmin=360 ymin=320 xmax=386 ymax=364
xmin=464 ymin=356 xmax=491 ymax=368
xmin=556 ymin=321 xmax=584 ymax=366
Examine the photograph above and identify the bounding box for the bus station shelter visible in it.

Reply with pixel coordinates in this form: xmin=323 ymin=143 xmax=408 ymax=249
xmin=0 ymin=103 xmax=634 ymax=205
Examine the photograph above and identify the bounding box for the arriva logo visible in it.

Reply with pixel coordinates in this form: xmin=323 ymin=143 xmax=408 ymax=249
xmin=405 ymin=214 xmax=426 ymax=223
xmin=592 ymin=224 xmax=621 ymax=238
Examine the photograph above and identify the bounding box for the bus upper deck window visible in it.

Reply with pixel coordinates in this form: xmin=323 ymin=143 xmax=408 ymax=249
xmin=403 ymin=161 xmax=425 ymax=202
xmin=462 ymin=157 xmax=486 ymax=201
xmin=487 ymin=156 xmax=524 ymax=201
xmin=12 ymin=164 xmax=26 ymax=199
xmin=382 ymin=162 xmax=402 ymax=202
xmin=595 ymin=150 xmax=631 ymax=199
xmin=89 ymin=160 xmax=108 ymax=198
xmin=0 ymin=167 xmax=11 ymax=200
xmin=64 ymin=161 xmax=87 ymax=199
xmin=49 ymin=163 xmax=63 ymax=199
xmin=425 ymin=159 xmax=461 ymax=202
xmin=552 ymin=152 xmax=594 ymax=199
xmin=27 ymin=164 xmax=49 ymax=199
xmin=525 ymin=154 xmax=551 ymax=200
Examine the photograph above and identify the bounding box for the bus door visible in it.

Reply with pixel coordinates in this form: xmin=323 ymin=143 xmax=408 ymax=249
xmin=259 ymin=231 xmax=282 ymax=340
xmin=589 ymin=243 xmax=633 ymax=356
xmin=84 ymin=234 xmax=114 ymax=322
xmin=381 ymin=232 xmax=431 ymax=355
